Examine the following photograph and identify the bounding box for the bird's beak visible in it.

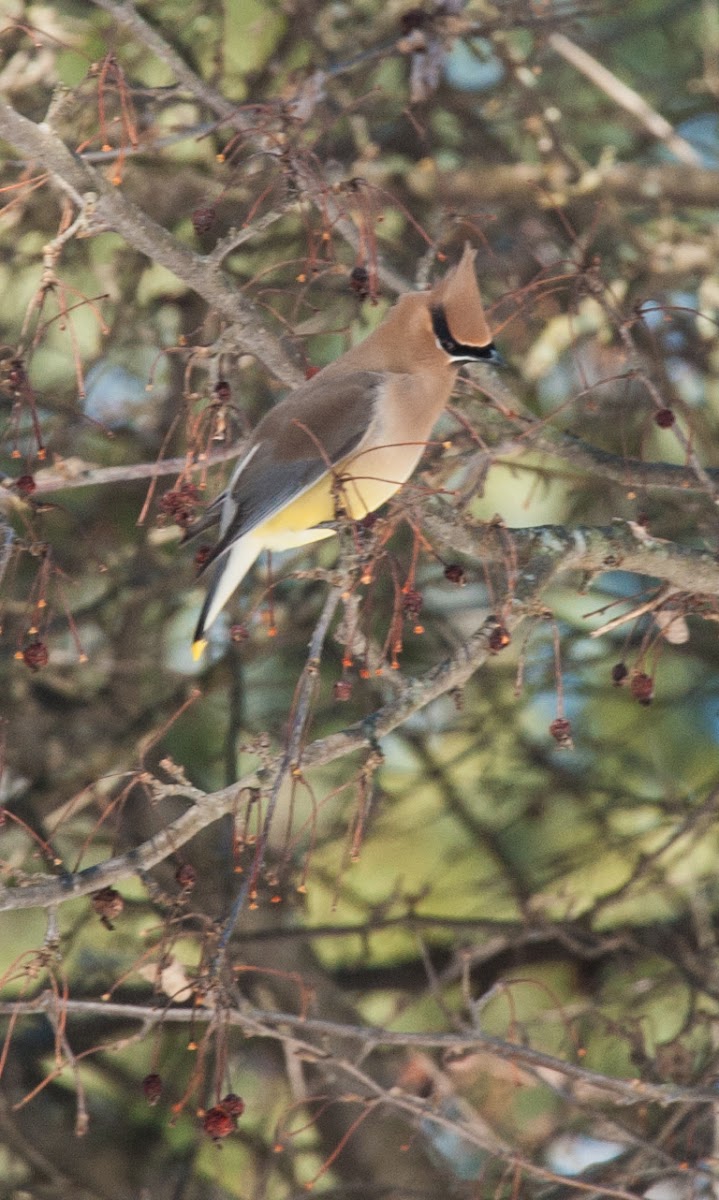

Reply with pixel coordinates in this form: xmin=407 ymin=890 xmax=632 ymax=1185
xmin=484 ymin=345 xmax=506 ymax=368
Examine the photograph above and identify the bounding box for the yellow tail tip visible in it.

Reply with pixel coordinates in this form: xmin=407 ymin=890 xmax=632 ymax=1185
xmin=192 ymin=638 xmax=208 ymax=662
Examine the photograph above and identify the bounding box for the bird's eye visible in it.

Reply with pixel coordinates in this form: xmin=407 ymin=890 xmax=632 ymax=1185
xmin=430 ymin=305 xmax=501 ymax=365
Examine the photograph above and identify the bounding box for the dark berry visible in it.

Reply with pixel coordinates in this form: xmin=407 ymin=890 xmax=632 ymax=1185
xmin=7 ymin=358 xmax=27 ymax=388
xmin=192 ymin=206 xmax=216 ymax=235
xmin=220 ymin=1093 xmax=245 ymax=1117
xmin=400 ymin=7 xmax=427 ymax=34
xmin=630 ymin=672 xmax=654 ymax=705
xmin=350 ymin=265 xmax=371 ymax=299
xmin=549 ymin=718 xmax=573 ymax=749
xmin=15 ymin=475 xmax=36 ymax=495
xmin=444 ymin=564 xmax=466 ymax=585
xmin=22 ymin=640 xmax=49 ymax=671
xmin=488 ymin=623 xmax=511 ymax=653
xmin=91 ymin=886 xmax=124 ymax=928
xmin=195 ymin=545 xmax=212 ymax=572
xmin=401 ymin=589 xmax=423 ymax=618
xmin=214 ymin=380 xmax=231 ymax=402
xmin=175 ymin=863 xmax=197 ymax=890
xmin=654 ymin=408 xmax=675 ymax=428
xmin=142 ymin=1073 xmax=163 ymax=1105
xmin=611 ymin=661 xmax=628 ymax=685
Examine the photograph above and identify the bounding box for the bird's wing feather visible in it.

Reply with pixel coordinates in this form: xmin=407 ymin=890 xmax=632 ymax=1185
xmin=180 ymin=491 xmax=224 ymax=543
xmin=202 ymin=370 xmax=385 ymax=568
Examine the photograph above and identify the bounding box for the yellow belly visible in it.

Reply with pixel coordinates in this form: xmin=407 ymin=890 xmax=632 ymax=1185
xmin=260 ymin=442 xmax=416 ymax=548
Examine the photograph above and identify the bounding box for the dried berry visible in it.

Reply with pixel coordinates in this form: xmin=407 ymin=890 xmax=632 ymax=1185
xmin=655 ymin=1039 xmax=693 ymax=1084
xmin=444 ymin=564 xmax=466 ymax=585
xmin=401 ymin=589 xmax=423 ymax=619
xmin=333 ymin=679 xmax=352 ymax=701
xmin=203 ymin=1105 xmax=236 ymax=1140
xmin=7 ymin=358 xmax=27 ymax=389
xmin=195 ymin=545 xmax=212 ymax=573
xmin=549 ymin=717 xmax=574 ymax=749
xmin=654 ymin=408 xmax=675 ymax=429
xmin=630 ymin=671 xmax=654 ymax=706
xmin=91 ymin=886 xmax=124 ymax=929
xmin=400 ymin=7 xmax=427 ymax=34
xmin=159 ymin=484 xmax=200 ymax=529
xmin=15 ymin=474 xmax=36 ymax=495
xmin=142 ymin=1073 xmax=163 ymax=1106
xmin=350 ymin=265 xmax=371 ymax=299
xmin=22 ymin=640 xmax=49 ymax=671
xmin=192 ymin=206 xmax=216 ymax=235
xmin=220 ymin=1093 xmax=245 ymax=1117
xmin=611 ymin=661 xmax=628 ymax=685
xmin=160 ymin=484 xmax=200 ymax=516
xmin=175 ymin=863 xmax=198 ymax=890
xmin=488 ymin=623 xmax=511 ymax=653
xmin=213 ymin=380 xmax=231 ymax=402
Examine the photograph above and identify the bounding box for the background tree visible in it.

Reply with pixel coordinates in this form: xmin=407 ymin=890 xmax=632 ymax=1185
xmin=1 ymin=1 xmax=719 ymax=1197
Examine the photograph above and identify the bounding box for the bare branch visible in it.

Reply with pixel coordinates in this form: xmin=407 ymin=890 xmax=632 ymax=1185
xmin=548 ymin=33 xmax=701 ymax=167
xmin=2 ymin=523 xmax=719 ymax=914
xmin=0 ymin=99 xmax=303 ymax=386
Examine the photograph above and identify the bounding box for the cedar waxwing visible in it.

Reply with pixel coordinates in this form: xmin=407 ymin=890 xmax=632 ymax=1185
xmin=191 ymin=244 xmax=501 ymax=657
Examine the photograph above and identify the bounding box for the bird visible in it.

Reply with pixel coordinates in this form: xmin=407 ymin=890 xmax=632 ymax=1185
xmin=190 ymin=243 xmax=501 ymax=658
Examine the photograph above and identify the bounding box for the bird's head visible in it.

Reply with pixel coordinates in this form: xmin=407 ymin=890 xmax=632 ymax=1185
xmin=375 ymin=243 xmax=501 ymax=371
xmin=426 ymin=242 xmax=502 ymax=366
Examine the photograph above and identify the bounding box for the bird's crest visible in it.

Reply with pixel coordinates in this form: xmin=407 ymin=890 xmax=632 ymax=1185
xmin=428 ymin=243 xmax=492 ymax=349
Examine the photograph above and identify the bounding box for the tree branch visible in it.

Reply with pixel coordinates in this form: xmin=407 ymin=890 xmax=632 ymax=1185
xmin=2 ymin=523 xmax=718 ymax=914
xmin=0 ymin=98 xmax=303 ymax=386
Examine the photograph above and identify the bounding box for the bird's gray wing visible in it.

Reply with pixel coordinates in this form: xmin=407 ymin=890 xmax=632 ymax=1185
xmin=200 ymin=370 xmax=385 ymax=569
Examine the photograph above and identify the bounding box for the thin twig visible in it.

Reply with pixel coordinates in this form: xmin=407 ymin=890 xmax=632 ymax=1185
xmin=549 ymin=33 xmax=702 ymax=166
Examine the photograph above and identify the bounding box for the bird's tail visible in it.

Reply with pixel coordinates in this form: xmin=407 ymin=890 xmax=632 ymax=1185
xmin=192 ymin=534 xmax=264 ymax=659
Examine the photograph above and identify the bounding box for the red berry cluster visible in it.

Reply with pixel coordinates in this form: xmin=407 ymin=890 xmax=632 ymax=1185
xmin=159 ymin=483 xmax=200 ymax=529
xmin=203 ymin=1094 xmax=246 ymax=1141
